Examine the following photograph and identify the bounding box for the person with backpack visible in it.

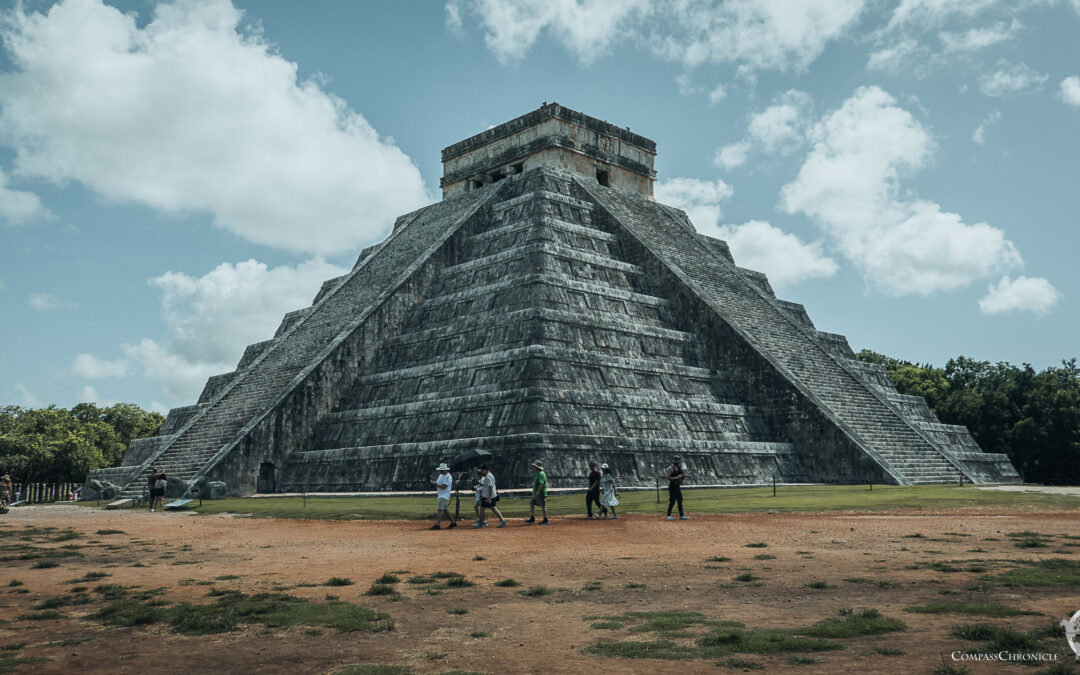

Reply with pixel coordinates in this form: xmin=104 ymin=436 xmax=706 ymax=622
xmin=476 ymin=465 xmax=507 ymax=528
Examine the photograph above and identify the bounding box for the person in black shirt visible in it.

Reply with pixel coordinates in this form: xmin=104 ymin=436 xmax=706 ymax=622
xmin=585 ymin=463 xmax=602 ymax=519
xmin=666 ymin=456 xmax=689 ymax=520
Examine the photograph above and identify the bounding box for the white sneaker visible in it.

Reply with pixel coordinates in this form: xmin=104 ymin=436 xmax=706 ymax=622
xmin=149 ymin=509 xmax=154 ymax=512
xmin=666 ymin=515 xmax=675 ymax=520
xmin=680 ymin=515 xmax=690 ymax=520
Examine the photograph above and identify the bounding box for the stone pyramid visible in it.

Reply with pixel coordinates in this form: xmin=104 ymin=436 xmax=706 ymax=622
xmin=86 ymin=103 xmax=1019 ymax=498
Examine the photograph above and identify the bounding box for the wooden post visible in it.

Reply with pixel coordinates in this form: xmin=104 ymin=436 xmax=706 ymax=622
xmin=772 ymin=475 xmax=776 ymax=497
xmin=868 ymin=477 xmax=872 ymax=492
xmin=655 ymin=477 xmax=660 ymax=504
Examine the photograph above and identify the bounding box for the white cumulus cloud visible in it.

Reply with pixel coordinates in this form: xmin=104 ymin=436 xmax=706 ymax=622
xmin=96 ymin=257 xmax=348 ymax=402
xmin=654 ymin=177 xmax=734 ymax=233
xmin=940 ymin=19 xmax=1020 ymax=53
xmin=28 ymin=292 xmax=61 ymax=310
xmin=978 ymin=275 xmax=1062 ymax=316
xmin=714 ymin=220 xmax=838 ymax=289
xmin=13 ymin=383 xmax=41 ymax=407
xmin=713 ymin=141 xmax=751 ymax=170
xmin=972 ymin=109 xmax=1001 ymax=145
xmin=452 ymin=0 xmax=865 ymax=73
xmin=71 ymin=353 xmax=130 ymax=379
xmin=712 ymin=90 xmax=813 ymax=170
xmin=781 ymin=86 xmax=1022 ymax=296
xmin=1060 ymin=76 xmax=1080 ymax=107
xmin=0 ymin=168 xmax=50 ymax=225
xmin=0 ymin=0 xmax=429 ymax=256
xmin=977 ymin=61 xmax=1048 ymax=97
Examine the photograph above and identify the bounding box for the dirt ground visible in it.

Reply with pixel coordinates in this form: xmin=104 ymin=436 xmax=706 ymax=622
xmin=1 ymin=505 xmax=1079 ymax=674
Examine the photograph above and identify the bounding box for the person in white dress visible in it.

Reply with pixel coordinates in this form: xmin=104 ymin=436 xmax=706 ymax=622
xmin=599 ymin=463 xmax=619 ymax=519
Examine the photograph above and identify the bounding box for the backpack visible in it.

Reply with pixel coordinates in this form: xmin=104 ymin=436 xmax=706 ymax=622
xmin=154 ymin=478 xmax=167 ymax=490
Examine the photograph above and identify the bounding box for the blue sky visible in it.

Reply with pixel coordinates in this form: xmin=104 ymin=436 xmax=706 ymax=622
xmin=0 ymin=0 xmax=1076 ymax=414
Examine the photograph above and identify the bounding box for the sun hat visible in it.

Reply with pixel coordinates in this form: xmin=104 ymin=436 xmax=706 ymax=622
xmin=531 ymin=460 xmax=543 ymax=469
xmin=672 ymin=455 xmax=682 ymax=462
xmin=601 ymin=463 xmax=609 ymax=469
xmin=436 ymin=463 xmax=450 ymax=471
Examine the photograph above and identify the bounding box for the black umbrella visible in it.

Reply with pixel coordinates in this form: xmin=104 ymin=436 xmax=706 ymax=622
xmin=448 ymin=448 xmax=493 ymax=471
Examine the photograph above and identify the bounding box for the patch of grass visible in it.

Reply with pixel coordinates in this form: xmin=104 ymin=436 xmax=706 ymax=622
xmin=787 ymin=656 xmax=817 ymax=665
xmin=0 ymin=653 xmax=49 ymax=673
xmin=95 ymin=529 xmax=125 ymax=535
xmin=519 ymin=586 xmax=553 ymax=597
xmin=904 ymin=603 xmax=1039 ymax=617
xmin=582 ymin=640 xmax=695 ymax=660
xmin=423 ymin=652 xmax=445 ymax=661
xmin=33 ymin=594 xmax=93 ymax=610
xmin=798 ymin=609 xmax=907 ymax=639
xmin=214 ymin=575 xmax=240 ymax=581
xmin=874 ymin=647 xmax=905 ymax=655
xmin=472 ymin=555 xmax=485 ymax=561
xmin=325 ymin=577 xmax=354 ymax=587
xmin=437 ymin=577 xmax=474 ymax=589
xmin=431 ymin=571 xmax=463 ymax=579
xmin=626 ymin=611 xmax=714 ymax=633
xmin=998 ymin=558 xmax=1080 ymax=587
xmin=18 ymin=611 xmax=63 ymax=621
xmin=447 ymin=607 xmax=467 ymax=615
xmin=1014 ymin=538 xmax=1048 ymax=549
xmin=364 ymin=584 xmax=398 ymax=597
xmin=625 ymin=583 xmax=646 ymax=589
xmin=734 ymin=573 xmax=760 ymax=583
xmin=930 ymin=657 xmax=969 ymax=675
xmin=943 ymin=532 xmax=970 ymax=537
xmin=706 ymin=556 xmax=732 ymax=562
xmin=30 ymin=560 xmax=59 ymax=569
xmin=374 ymin=574 xmax=399 ymax=585
xmin=493 ymin=578 xmax=520 ymax=587
xmin=334 ymin=665 xmax=414 ymax=675
xmin=902 ymin=533 xmax=926 ymax=539
xmin=950 ymin=623 xmax=1051 ymax=652
xmin=7 ymin=580 xmax=22 ymax=587
xmin=66 ymin=572 xmax=110 ymax=584
xmin=804 ymin=581 xmax=831 ymax=590
xmin=753 ymin=554 xmax=775 ymax=560
xmin=94 ymin=584 xmax=128 ymax=600
xmin=583 ymin=582 xmax=602 ymax=591
xmin=470 ymin=632 xmax=489 ymax=638
xmin=720 ymin=657 xmax=765 ymax=669
xmin=744 ymin=542 xmax=768 ymax=548
xmin=95 ymin=591 xmax=393 ymax=635
xmin=696 ymin=628 xmax=843 ymax=656
xmin=590 ymin=621 xmax=623 ymax=630
xmin=843 ymin=577 xmax=894 ymax=589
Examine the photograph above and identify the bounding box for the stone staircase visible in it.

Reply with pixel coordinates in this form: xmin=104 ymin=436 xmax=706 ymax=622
xmin=581 ymin=179 xmax=1016 ymax=484
xmin=293 ymin=169 xmax=799 ymax=489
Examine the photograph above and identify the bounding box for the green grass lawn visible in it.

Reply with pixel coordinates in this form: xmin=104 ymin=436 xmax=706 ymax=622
xmin=177 ymin=485 xmax=1080 ymax=521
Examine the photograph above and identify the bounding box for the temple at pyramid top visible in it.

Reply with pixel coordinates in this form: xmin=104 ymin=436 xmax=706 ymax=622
xmin=440 ymin=102 xmax=657 ymax=198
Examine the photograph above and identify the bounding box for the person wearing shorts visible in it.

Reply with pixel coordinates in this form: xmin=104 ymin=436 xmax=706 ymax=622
xmin=472 ymin=468 xmax=484 ymax=526
xmin=476 ymin=464 xmax=507 ymax=528
xmin=428 ymin=463 xmax=457 ymax=530
xmin=149 ymin=468 xmax=167 ymax=512
xmin=526 ymin=460 xmax=549 ymax=525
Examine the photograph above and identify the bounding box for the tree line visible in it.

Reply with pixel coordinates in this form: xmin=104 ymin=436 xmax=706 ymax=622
xmin=856 ymin=351 xmax=1080 ymax=484
xmin=0 ymin=403 xmax=163 ymax=485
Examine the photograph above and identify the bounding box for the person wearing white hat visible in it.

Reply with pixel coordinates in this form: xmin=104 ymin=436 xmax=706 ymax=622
xmin=525 ymin=460 xmax=549 ymax=525
xmin=428 ymin=462 xmax=457 ymax=530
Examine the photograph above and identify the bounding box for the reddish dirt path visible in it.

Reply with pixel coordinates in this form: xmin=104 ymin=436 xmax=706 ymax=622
xmin=1 ymin=505 xmax=1078 ymax=674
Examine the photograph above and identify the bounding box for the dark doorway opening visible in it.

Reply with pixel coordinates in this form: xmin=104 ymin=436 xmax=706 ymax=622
xmin=257 ymin=462 xmax=276 ymax=493
xmin=596 ymin=168 xmax=610 ymax=186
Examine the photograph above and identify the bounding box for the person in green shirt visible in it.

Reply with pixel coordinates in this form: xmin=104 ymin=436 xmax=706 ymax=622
xmin=526 ymin=460 xmax=549 ymax=525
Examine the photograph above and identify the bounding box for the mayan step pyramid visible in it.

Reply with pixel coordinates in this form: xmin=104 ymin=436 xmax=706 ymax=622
xmin=85 ymin=103 xmax=1019 ymax=498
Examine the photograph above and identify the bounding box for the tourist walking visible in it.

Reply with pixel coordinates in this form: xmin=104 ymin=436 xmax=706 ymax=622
xmin=428 ymin=463 xmax=457 ymax=530
xmin=150 ymin=468 xmax=167 ymax=512
xmin=476 ymin=464 xmax=507 ymax=528
xmin=472 ymin=468 xmax=484 ymax=526
xmin=666 ymin=456 xmax=689 ymax=520
xmin=599 ymin=464 xmax=619 ymax=519
xmin=525 ymin=460 xmax=549 ymax=525
xmin=585 ymin=462 xmax=602 ymax=519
